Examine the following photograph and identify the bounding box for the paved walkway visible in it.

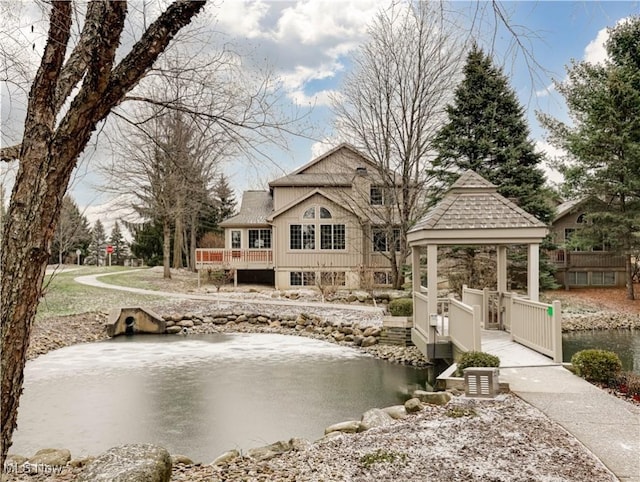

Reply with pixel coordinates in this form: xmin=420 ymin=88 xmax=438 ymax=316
xmin=483 ymin=331 xmax=640 ymax=482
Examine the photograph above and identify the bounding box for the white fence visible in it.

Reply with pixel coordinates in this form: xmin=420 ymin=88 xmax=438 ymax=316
xmin=511 ymin=298 xmax=562 ymax=362
xmin=414 ymin=284 xmax=562 ymax=362
xmin=448 ymin=297 xmax=481 ymax=353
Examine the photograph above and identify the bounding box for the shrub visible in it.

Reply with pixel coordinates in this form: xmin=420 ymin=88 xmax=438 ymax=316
xmin=571 ymin=349 xmax=622 ymax=383
xmin=389 ymin=298 xmax=413 ymax=317
xmin=615 ymin=372 xmax=640 ymax=401
xmin=456 ymin=351 xmax=500 ymax=376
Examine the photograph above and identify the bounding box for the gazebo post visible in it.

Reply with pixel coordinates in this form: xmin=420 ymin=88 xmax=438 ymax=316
xmin=528 ymin=243 xmax=540 ymax=301
xmin=497 ymin=245 xmax=507 ymax=293
xmin=412 ymin=247 xmax=421 ymax=293
xmin=427 ymin=244 xmax=438 ymax=339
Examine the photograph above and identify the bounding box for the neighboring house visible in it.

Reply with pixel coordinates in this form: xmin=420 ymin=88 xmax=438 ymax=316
xmin=197 ymin=144 xmax=402 ymax=289
xmin=549 ymin=198 xmax=626 ymax=288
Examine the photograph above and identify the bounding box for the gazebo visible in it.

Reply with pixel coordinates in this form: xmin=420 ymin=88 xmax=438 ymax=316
xmin=407 ymin=170 xmax=560 ymax=361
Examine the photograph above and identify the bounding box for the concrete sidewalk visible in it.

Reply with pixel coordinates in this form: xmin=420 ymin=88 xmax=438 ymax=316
xmin=501 ymin=365 xmax=640 ymax=481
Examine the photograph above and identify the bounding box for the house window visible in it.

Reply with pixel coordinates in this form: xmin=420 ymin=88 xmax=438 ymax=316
xmin=290 ymin=224 xmax=315 ymax=250
xmin=290 ymin=271 xmax=316 ymax=286
xmin=320 ymin=271 xmax=346 ymax=286
xmin=372 ymin=227 xmax=401 ymax=252
xmin=320 ymin=207 xmax=332 ymax=219
xmin=231 ymin=230 xmax=241 ymax=249
xmin=370 ymin=186 xmax=383 ymax=205
xmin=248 ymin=229 xmax=271 ymax=249
xmin=320 ymin=224 xmax=346 ymax=250
xmin=303 ymin=207 xmax=315 ymax=219
xmin=568 ymin=271 xmax=588 ymax=286
xmin=591 ymin=272 xmax=615 ymax=286
xmin=374 ymin=271 xmax=392 ymax=285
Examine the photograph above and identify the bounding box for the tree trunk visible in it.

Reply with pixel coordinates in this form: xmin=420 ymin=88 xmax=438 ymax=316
xmin=626 ymin=254 xmax=635 ymax=300
xmin=163 ymin=218 xmax=172 ymax=279
xmin=190 ymin=212 xmax=197 ymax=272
xmin=173 ymin=198 xmax=184 ymax=269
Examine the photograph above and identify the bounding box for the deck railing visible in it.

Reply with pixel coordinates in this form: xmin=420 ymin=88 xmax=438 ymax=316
xmin=550 ymin=250 xmax=625 ymax=268
xmin=195 ymin=248 xmax=273 ymax=268
xmin=448 ymin=297 xmax=481 ymax=353
xmin=510 ymin=297 xmax=562 ymax=362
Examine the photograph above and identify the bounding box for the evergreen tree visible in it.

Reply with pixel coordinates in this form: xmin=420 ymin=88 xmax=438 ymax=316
xmin=432 ymin=44 xmax=554 ymax=224
xmin=87 ymin=220 xmax=107 ymax=266
xmin=109 ymin=221 xmax=129 ymax=266
xmin=51 ymin=195 xmax=91 ymax=264
xmin=127 ymin=220 xmax=164 ymax=267
xmin=212 ymin=174 xmax=236 ymax=224
xmin=539 ymin=17 xmax=640 ymax=299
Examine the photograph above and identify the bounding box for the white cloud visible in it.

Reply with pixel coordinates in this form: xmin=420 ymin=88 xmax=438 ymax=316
xmin=535 ymin=140 xmax=565 ymax=185
xmin=208 ymin=1 xmax=271 ymax=39
xmin=535 ymin=83 xmax=554 ymax=98
xmin=584 ymin=26 xmax=610 ymax=64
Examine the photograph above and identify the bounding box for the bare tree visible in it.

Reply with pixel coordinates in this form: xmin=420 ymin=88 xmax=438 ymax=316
xmin=331 ymin=1 xmax=465 ymax=289
xmin=0 ymin=0 xmax=206 ymax=464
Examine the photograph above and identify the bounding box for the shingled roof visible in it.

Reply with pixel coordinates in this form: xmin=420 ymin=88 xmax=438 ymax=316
xmin=219 ymin=191 xmax=273 ymax=227
xmin=410 ymin=170 xmax=545 ymax=232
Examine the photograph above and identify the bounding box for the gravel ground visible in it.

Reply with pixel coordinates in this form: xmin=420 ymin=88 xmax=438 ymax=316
xmin=5 ymin=269 xmax=635 ymax=481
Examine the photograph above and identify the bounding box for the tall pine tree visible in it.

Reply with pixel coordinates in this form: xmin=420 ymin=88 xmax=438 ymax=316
xmin=212 ymin=174 xmax=236 ymax=225
xmin=109 ymin=221 xmax=129 ymax=266
xmin=432 ymin=44 xmax=553 ymax=224
xmin=87 ymin=220 xmax=107 ymax=266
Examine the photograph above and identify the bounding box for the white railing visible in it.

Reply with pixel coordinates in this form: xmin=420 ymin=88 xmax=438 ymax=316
xmin=448 ymin=297 xmax=481 ymax=353
xmin=413 ymin=290 xmax=430 ymax=341
xmin=510 ymin=297 xmax=562 ymax=362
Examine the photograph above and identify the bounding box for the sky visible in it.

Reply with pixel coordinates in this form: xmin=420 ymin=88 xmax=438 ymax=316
xmin=2 ymin=0 xmax=640 ymax=233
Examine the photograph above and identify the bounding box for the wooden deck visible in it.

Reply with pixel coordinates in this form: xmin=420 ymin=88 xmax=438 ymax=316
xmin=481 ymin=330 xmax=560 ymax=368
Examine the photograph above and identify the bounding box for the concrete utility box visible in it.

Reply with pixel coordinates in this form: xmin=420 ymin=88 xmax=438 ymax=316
xmin=463 ymin=367 xmax=500 ymax=398
xmin=106 ymin=307 xmax=166 ymax=337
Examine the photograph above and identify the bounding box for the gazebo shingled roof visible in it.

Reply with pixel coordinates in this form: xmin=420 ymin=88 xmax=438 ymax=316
xmin=410 ymin=170 xmax=545 ymax=234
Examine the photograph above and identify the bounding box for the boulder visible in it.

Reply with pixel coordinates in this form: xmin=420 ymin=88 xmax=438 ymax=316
xmin=413 ymin=390 xmax=452 ymax=406
xmin=29 ymin=448 xmax=71 ymax=466
xmin=324 ymin=420 xmax=361 ymax=435
xmin=404 ymin=398 xmax=423 ymax=413
xmin=288 ymin=438 xmax=311 ymax=452
xmin=235 ymin=315 xmax=248 ymax=323
xmin=363 ymin=327 xmax=381 ymax=337
xmin=361 ymin=336 xmax=378 ymax=347
xmin=358 ymin=408 xmax=395 ymax=432
xmin=78 ymin=444 xmax=171 ymax=482
xmin=353 ymin=336 xmax=364 ymax=346
xmin=210 ymin=449 xmax=240 ymax=466
xmin=176 ymin=320 xmax=194 ymax=328
xmin=331 ymin=332 xmax=345 ymax=342
xmin=6 ymin=454 xmax=27 ymax=466
xmin=382 ymin=405 xmax=408 ymax=420
xmin=166 ymin=326 xmax=182 ymax=334
xmin=246 ymin=440 xmax=291 ymax=461
xmin=70 ymin=456 xmax=94 ymax=468
xmin=171 ymin=454 xmax=194 ymax=465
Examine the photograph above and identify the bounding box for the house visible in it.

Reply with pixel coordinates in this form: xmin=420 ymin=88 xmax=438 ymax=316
xmin=549 ymin=198 xmax=626 ymax=287
xmin=196 ymin=144 xmax=403 ymax=289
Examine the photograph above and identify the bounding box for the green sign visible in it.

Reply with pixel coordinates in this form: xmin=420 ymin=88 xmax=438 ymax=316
xmin=547 ymin=306 xmax=553 ymax=316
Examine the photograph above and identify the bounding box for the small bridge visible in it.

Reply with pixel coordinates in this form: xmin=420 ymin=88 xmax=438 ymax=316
xmin=413 ymin=285 xmax=562 ymax=364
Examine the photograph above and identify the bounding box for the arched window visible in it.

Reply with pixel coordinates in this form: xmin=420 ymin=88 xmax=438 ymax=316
xmin=303 ymin=207 xmax=315 ymax=219
xmin=320 ymin=207 xmax=331 ymax=219
xmin=576 ymin=213 xmax=587 ymax=223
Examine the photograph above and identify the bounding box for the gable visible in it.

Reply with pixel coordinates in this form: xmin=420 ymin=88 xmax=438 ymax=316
xmin=267 ymin=189 xmax=358 ymax=222
xmin=269 ymin=143 xmax=383 ymax=187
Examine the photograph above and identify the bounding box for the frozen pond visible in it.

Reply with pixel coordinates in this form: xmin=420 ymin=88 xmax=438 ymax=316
xmin=11 ymin=333 xmax=429 ymax=462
